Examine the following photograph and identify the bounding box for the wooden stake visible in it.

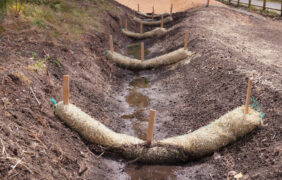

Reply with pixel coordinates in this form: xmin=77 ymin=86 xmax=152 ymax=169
xmin=161 ymin=14 xmax=164 ymax=28
xmin=263 ymin=0 xmax=266 ymax=10
xmin=125 ymin=20 xmax=128 ymax=31
xmin=152 ymin=6 xmax=154 ymax=21
xmin=184 ymin=31 xmax=189 ymax=50
xmin=244 ymin=79 xmax=252 ymax=114
xmin=140 ymin=42 xmax=144 ymax=62
xmin=146 ymin=109 xmax=156 ymax=144
xmin=138 ymin=3 xmax=139 ymax=12
xmin=109 ymin=35 xmax=114 ymax=53
xmin=170 ymin=4 xmax=173 ymax=16
xmin=140 ymin=21 xmax=143 ymax=34
xmin=63 ymin=75 xmax=70 ymax=105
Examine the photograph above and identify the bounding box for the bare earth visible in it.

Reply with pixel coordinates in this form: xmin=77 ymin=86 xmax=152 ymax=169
xmin=115 ymin=0 xmax=220 ymax=13
xmin=0 ymin=0 xmax=281 ymax=179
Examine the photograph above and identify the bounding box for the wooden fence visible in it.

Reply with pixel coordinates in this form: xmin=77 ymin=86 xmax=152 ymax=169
xmin=218 ymin=0 xmax=282 ymax=16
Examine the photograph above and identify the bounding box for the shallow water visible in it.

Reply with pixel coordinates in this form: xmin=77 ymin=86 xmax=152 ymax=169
xmin=121 ymin=42 xmax=180 ymax=179
xmin=127 ymin=42 xmax=149 ymax=60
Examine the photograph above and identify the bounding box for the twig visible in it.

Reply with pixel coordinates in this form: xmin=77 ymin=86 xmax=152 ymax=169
xmin=126 ymin=156 xmax=141 ymax=165
xmin=97 ymin=151 xmax=104 ymax=158
xmin=78 ymin=167 xmax=88 ymax=176
xmin=2 ymin=98 xmax=7 ymax=110
xmin=210 ymin=173 xmax=214 ymax=180
xmin=9 ymin=157 xmax=23 ymax=172
xmin=1 ymin=138 xmax=7 ymax=156
xmin=29 ymin=87 xmax=41 ymax=106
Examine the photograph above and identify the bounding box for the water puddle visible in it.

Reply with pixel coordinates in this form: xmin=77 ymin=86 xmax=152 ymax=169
xmin=127 ymin=42 xmax=149 ymax=60
xmin=123 ymin=42 xmax=178 ymax=179
xmin=121 ymin=43 xmax=152 ymax=140
xmin=122 ymin=77 xmax=151 ymax=140
xmin=125 ymin=164 xmax=178 ymax=180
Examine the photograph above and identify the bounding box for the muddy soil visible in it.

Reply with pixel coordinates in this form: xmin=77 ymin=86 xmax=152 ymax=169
xmin=0 ymin=1 xmax=281 ymax=180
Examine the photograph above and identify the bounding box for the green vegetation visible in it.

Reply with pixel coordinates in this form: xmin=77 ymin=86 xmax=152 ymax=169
xmin=0 ymin=0 xmax=7 ymax=21
xmin=2 ymin=0 xmax=121 ymax=40
xmin=260 ymin=9 xmax=279 ymax=16
xmin=249 ymin=5 xmax=257 ymax=11
xmin=0 ymin=24 xmax=4 ymax=34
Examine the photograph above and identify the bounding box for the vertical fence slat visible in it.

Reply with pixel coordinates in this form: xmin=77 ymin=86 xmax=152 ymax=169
xmin=263 ymin=0 xmax=266 ymax=11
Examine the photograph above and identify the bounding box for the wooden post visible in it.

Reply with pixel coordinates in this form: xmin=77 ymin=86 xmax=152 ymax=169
xmin=138 ymin=3 xmax=139 ymax=12
xmin=170 ymin=4 xmax=173 ymax=16
xmin=109 ymin=35 xmax=114 ymax=53
xmin=184 ymin=31 xmax=189 ymax=50
xmin=160 ymin=15 xmax=164 ymax=28
xmin=146 ymin=109 xmax=156 ymax=144
xmin=63 ymin=75 xmax=70 ymax=105
xmin=237 ymin=0 xmax=240 ymax=7
xmin=206 ymin=0 xmax=210 ymax=7
xmin=125 ymin=20 xmax=128 ymax=31
xmin=263 ymin=0 xmax=266 ymax=10
xmin=152 ymin=6 xmax=154 ymax=21
xmin=140 ymin=21 xmax=143 ymax=34
xmin=140 ymin=42 xmax=144 ymax=62
xmin=281 ymin=0 xmax=282 ymax=16
xmin=248 ymin=0 xmax=251 ymax=8
xmin=228 ymin=0 xmax=231 ymax=4
xmin=244 ymin=79 xmax=252 ymax=114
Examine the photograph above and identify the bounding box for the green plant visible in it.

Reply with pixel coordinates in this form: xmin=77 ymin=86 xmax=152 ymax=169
xmin=53 ymin=58 xmax=61 ymax=66
xmin=249 ymin=5 xmax=257 ymax=11
xmin=0 ymin=24 xmax=4 ymax=33
xmin=33 ymin=18 xmax=46 ymax=28
xmin=31 ymin=52 xmax=37 ymax=59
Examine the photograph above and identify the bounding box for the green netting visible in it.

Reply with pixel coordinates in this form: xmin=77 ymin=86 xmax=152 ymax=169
xmin=250 ymin=96 xmax=265 ymax=118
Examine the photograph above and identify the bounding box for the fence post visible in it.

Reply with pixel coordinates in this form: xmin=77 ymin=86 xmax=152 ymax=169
xmin=281 ymin=0 xmax=282 ymax=16
xmin=109 ymin=35 xmax=114 ymax=53
xmin=244 ymin=79 xmax=252 ymax=114
xmin=140 ymin=21 xmax=143 ymax=34
xmin=146 ymin=109 xmax=156 ymax=144
xmin=140 ymin=42 xmax=144 ymax=62
xmin=160 ymin=15 xmax=164 ymax=28
xmin=228 ymin=0 xmax=231 ymax=4
xmin=152 ymin=6 xmax=154 ymax=21
xmin=63 ymin=75 xmax=70 ymax=106
xmin=237 ymin=0 xmax=240 ymax=7
xmin=263 ymin=0 xmax=266 ymax=10
xmin=248 ymin=0 xmax=251 ymax=8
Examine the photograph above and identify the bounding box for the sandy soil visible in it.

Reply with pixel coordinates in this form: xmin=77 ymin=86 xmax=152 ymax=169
xmin=0 ymin=0 xmax=281 ymax=179
xmin=115 ymin=0 xmax=220 ymax=13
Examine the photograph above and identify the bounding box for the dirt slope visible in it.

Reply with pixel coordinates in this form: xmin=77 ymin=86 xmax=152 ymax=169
xmin=0 ymin=0 xmax=281 ymax=179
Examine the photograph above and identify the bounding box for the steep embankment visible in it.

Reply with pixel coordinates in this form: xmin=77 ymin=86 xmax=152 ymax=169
xmin=0 ymin=0 xmax=133 ymax=179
